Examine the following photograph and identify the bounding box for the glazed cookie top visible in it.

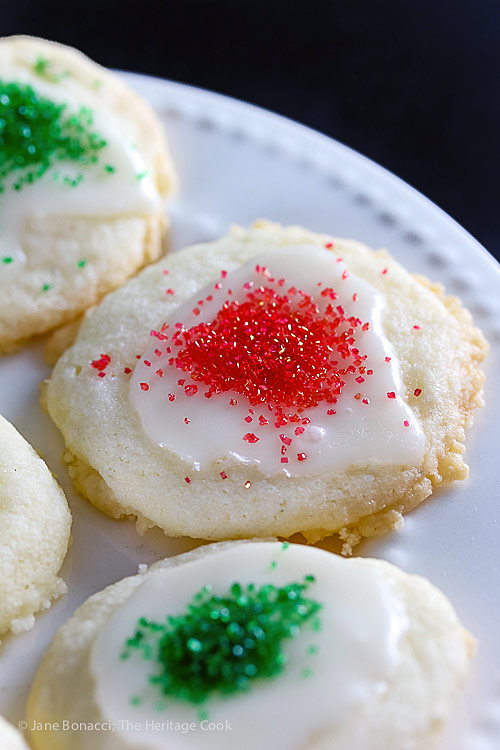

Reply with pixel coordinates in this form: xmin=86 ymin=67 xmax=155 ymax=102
xmin=91 ymin=543 xmax=406 ymax=749
xmin=131 ymin=243 xmax=425 ymax=476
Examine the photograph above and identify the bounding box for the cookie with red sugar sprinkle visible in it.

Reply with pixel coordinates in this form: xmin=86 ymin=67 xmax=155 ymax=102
xmin=46 ymin=221 xmax=487 ymax=554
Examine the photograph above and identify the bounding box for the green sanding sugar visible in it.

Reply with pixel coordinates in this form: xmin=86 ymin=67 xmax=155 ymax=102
xmin=122 ymin=576 xmax=322 ymax=704
xmin=0 ymin=80 xmax=113 ymax=193
xmin=33 ymin=56 xmax=70 ymax=83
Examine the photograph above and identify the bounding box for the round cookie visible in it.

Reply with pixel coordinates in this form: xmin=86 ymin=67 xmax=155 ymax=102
xmin=0 ymin=36 xmax=176 ymax=354
xmin=0 ymin=415 xmax=71 ymax=639
xmin=45 ymin=220 xmax=487 ymax=551
xmin=26 ymin=541 xmax=474 ymax=750
xmin=0 ymin=715 xmax=30 ymax=750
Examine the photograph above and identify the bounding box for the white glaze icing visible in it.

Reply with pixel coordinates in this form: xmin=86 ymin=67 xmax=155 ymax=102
xmin=90 ymin=542 xmax=408 ymax=749
xmin=130 ymin=245 xmax=425 ymax=476
xmin=0 ymin=61 xmax=161 ymax=264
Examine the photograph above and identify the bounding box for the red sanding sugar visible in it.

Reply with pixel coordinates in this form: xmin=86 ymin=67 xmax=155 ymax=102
xmin=171 ymin=284 xmax=369 ymax=420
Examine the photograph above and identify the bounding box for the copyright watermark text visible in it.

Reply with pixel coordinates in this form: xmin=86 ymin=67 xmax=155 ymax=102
xmin=20 ymin=719 xmax=232 ymax=734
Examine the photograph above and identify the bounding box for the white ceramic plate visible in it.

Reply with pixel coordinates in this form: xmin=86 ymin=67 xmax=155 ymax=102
xmin=1 ymin=73 xmax=499 ymax=750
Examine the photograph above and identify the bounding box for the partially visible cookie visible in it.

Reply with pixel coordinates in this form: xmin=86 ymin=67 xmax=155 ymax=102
xmin=0 ymin=415 xmax=71 ymax=639
xmin=0 ymin=36 xmax=177 ymax=354
xmin=45 ymin=221 xmax=487 ymax=551
xmin=26 ymin=541 xmax=474 ymax=750
xmin=0 ymin=715 xmax=30 ymax=750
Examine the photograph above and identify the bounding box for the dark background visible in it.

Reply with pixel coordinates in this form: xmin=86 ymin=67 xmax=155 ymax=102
xmin=3 ymin=0 xmax=499 ymax=260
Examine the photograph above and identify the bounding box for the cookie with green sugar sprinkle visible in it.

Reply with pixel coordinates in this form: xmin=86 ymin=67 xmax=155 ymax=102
xmin=122 ymin=577 xmax=321 ymax=704
xmin=0 ymin=35 xmax=176 ymax=355
xmin=26 ymin=543 xmax=475 ymax=749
